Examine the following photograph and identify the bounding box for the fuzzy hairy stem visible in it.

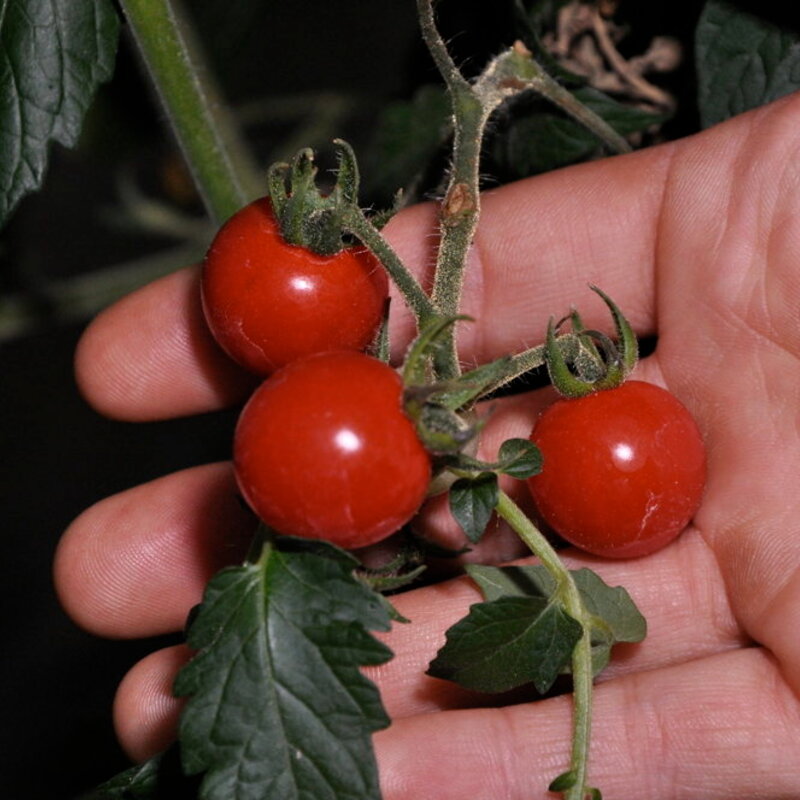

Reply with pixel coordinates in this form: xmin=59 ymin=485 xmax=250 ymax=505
xmin=494 ymin=490 xmax=595 ymax=800
xmin=120 ymin=0 xmax=262 ymax=225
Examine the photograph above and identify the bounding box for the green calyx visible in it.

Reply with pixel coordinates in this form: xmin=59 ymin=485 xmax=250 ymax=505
xmin=267 ymin=139 xmax=360 ymax=256
xmin=401 ymin=315 xmax=484 ymax=455
xmin=545 ymin=285 xmax=638 ymax=398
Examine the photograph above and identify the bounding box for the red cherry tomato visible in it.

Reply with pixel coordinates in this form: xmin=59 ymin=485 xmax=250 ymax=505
xmin=202 ymin=197 xmax=388 ymax=376
xmin=527 ymin=380 xmax=706 ymax=558
xmin=234 ymin=351 xmax=431 ymax=549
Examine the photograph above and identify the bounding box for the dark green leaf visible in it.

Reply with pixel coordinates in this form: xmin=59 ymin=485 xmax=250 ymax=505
xmin=174 ymin=537 xmax=393 ymax=800
xmin=362 ymin=84 xmax=450 ymax=201
xmin=493 ymin=88 xmax=663 ymax=177
xmin=84 ymin=747 xmax=199 ymax=799
xmin=0 ymin=0 xmax=120 ymax=227
xmin=439 ymin=438 xmax=540 ymax=481
xmin=548 ymin=769 xmax=578 ymax=792
xmin=449 ymin=473 xmax=499 ymax=543
xmin=497 ymin=437 xmax=542 ymax=479
xmin=696 ymin=0 xmax=800 ymax=128
xmin=427 ymin=595 xmax=582 ymax=693
xmin=467 ymin=564 xmax=646 ymax=675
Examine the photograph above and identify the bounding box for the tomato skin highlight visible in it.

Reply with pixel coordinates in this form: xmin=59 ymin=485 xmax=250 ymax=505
xmin=234 ymin=351 xmax=431 ymax=549
xmin=201 ymin=197 xmax=388 ymax=376
xmin=526 ymin=381 xmax=706 ymax=559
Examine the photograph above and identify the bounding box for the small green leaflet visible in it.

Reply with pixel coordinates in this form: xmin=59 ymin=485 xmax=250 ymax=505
xmin=696 ymin=0 xmax=800 ymax=129
xmin=449 ymin=472 xmax=498 ymax=544
xmin=452 ymin=438 xmax=542 ymax=480
xmin=427 ymin=594 xmax=582 ymax=694
xmin=0 ymin=0 xmax=120 ymax=228
xmin=85 ymin=747 xmax=199 ymax=799
xmin=468 ymin=564 xmax=646 ymax=675
xmin=173 ymin=537 xmax=393 ymax=800
xmin=496 ymin=438 xmax=542 ymax=479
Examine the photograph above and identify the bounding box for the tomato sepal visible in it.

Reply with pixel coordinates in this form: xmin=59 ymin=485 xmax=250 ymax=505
xmin=545 ymin=285 xmax=638 ymax=398
xmin=266 ymin=139 xmax=363 ymax=256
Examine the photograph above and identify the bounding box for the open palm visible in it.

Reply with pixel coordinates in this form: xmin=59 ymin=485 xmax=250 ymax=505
xmin=56 ymin=93 xmax=800 ymax=798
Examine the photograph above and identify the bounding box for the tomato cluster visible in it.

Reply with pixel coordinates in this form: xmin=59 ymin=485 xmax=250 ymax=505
xmin=204 ymin=197 xmax=706 ymax=559
xmin=526 ymin=380 xmax=706 ymax=558
xmin=202 ymin=198 xmax=430 ymax=549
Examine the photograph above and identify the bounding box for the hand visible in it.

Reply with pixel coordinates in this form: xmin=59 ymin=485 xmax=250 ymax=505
xmin=55 ymin=93 xmax=800 ymax=797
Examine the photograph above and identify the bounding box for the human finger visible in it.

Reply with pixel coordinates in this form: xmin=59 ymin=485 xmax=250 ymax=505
xmin=53 ymin=463 xmax=255 ymax=638
xmin=74 ymin=264 xmax=257 ymax=422
xmin=376 ymin=647 xmax=800 ymax=799
xmin=114 ymin=645 xmax=190 ymax=763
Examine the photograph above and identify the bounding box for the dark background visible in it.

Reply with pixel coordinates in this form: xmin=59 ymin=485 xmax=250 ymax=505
xmin=0 ymin=2 xmax=701 ymax=796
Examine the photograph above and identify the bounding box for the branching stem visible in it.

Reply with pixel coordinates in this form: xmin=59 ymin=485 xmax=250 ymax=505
xmin=416 ymin=1 xmax=631 ymax=381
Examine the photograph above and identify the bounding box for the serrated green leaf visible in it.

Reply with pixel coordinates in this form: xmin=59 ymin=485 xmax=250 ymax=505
xmin=467 ymin=564 xmax=646 ymax=676
xmin=0 ymin=0 xmax=120 ymax=228
xmin=174 ymin=537 xmax=393 ymax=800
xmin=497 ymin=437 xmax=542 ymax=479
xmin=449 ymin=472 xmax=499 ymax=543
xmin=696 ymin=0 xmax=800 ymax=129
xmin=427 ymin=595 xmax=582 ymax=693
xmin=493 ymin=87 xmax=664 ymax=177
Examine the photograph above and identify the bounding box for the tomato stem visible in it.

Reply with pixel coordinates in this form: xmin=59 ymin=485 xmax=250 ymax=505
xmin=416 ymin=1 xmax=632 ymax=382
xmin=119 ymin=0 xmax=262 ymax=226
xmin=342 ymin=206 xmax=437 ymax=324
xmin=494 ymin=490 xmax=595 ymax=800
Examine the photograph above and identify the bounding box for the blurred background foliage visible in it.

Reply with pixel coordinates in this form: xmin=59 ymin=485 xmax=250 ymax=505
xmin=1 ymin=0 xmax=797 ymax=796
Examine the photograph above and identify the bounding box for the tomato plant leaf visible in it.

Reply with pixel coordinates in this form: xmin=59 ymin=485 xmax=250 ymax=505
xmin=696 ymin=0 xmax=800 ymax=129
xmin=427 ymin=595 xmax=582 ymax=693
xmin=467 ymin=564 xmax=646 ymax=675
xmin=449 ymin=472 xmax=499 ymax=543
xmin=85 ymin=747 xmax=199 ymax=799
xmin=497 ymin=437 xmax=542 ymax=479
xmin=0 ymin=0 xmax=119 ymax=228
xmin=491 ymin=87 xmax=663 ymax=178
xmin=362 ymin=84 xmax=450 ymax=203
xmin=173 ymin=536 xmax=393 ymax=800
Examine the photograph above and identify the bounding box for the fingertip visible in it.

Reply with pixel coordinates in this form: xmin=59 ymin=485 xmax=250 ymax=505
xmin=54 ymin=463 xmax=254 ymax=639
xmin=113 ymin=645 xmax=189 ymax=762
xmin=74 ymin=265 xmax=256 ymax=422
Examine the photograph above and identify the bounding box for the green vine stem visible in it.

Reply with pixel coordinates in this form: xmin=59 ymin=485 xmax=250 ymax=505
xmin=416 ymin=0 xmax=490 ymax=378
xmin=342 ymin=205 xmax=437 ymax=325
xmin=494 ymin=489 xmax=595 ymax=800
xmin=119 ymin=0 xmax=263 ymax=226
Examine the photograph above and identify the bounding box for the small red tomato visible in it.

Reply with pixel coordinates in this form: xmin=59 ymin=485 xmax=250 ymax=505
xmin=527 ymin=380 xmax=706 ymax=558
xmin=234 ymin=351 xmax=431 ymax=549
xmin=201 ymin=197 xmax=388 ymax=376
